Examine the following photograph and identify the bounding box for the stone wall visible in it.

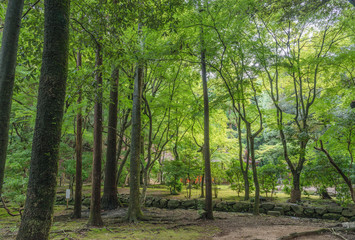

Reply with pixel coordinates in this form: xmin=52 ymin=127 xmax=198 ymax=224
xmin=55 ymin=194 xmax=355 ymax=222
xmin=119 ymin=195 xmax=355 ymax=222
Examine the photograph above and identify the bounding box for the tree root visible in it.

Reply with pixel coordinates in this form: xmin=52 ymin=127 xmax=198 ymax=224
xmin=278 ymin=227 xmax=355 ymax=240
xmin=0 ymin=197 xmax=23 ymax=217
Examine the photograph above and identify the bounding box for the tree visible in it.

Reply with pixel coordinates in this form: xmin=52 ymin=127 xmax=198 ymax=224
xmin=102 ymin=68 xmax=119 ymax=210
xmin=127 ymin=22 xmax=144 ymax=222
xmin=16 ymin=0 xmax=70 ymax=239
xmin=88 ymin=43 xmax=104 ymax=226
xmin=73 ymin=51 xmax=83 ymax=219
xmin=199 ymin=0 xmax=213 ymax=220
xmin=0 ymin=0 xmax=24 ymax=197
xmin=254 ymin=0 xmax=350 ymax=202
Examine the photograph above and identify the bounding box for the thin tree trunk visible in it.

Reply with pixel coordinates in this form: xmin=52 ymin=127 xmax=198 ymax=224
xmin=127 ymin=22 xmax=144 ymax=222
xmin=201 ymin=30 xmax=213 ymax=220
xmin=88 ymin=45 xmax=104 ymax=227
xmin=249 ymin=132 xmax=260 ymax=215
xmin=0 ymin=0 xmax=24 ymax=196
xmin=102 ymin=68 xmax=119 ymax=210
xmin=200 ymin=174 xmax=204 ymax=198
xmin=16 ymin=1 xmax=70 ymax=239
xmin=116 ymin=148 xmax=130 ymax=186
xmin=237 ymin=115 xmax=249 ymax=201
xmin=73 ymin=51 xmax=83 ymax=219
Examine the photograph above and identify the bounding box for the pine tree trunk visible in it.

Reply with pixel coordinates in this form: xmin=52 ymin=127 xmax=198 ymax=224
xmin=73 ymin=52 xmax=83 ymax=219
xmin=88 ymin=45 xmax=103 ymax=227
xmin=102 ymin=68 xmax=119 ymax=210
xmin=0 ymin=0 xmax=24 ymax=196
xmin=16 ymin=1 xmax=70 ymax=239
xmin=201 ymin=36 xmax=213 ymax=220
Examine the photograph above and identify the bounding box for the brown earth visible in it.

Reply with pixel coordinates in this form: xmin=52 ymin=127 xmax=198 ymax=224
xmin=90 ymin=207 xmax=355 ymax=240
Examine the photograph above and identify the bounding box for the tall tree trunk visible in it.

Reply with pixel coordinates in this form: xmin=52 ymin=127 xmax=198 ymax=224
xmin=237 ymin=115 xmax=249 ymax=201
xmin=102 ymin=68 xmax=119 ymax=210
xmin=127 ymin=22 xmax=144 ymax=222
xmin=88 ymin=45 xmax=104 ymax=227
xmin=0 ymin=0 xmax=24 ymax=196
xmin=201 ymin=32 xmax=213 ymax=220
xmin=16 ymin=1 xmax=70 ymax=239
xmin=73 ymin=52 xmax=83 ymax=219
xmin=127 ymin=64 xmax=144 ymax=222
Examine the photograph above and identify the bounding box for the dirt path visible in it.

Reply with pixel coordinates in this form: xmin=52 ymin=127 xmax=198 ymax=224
xmin=100 ymin=207 xmax=355 ymax=240
xmin=203 ymin=212 xmax=342 ymax=240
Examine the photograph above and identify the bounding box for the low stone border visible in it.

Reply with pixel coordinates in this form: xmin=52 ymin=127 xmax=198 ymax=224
xmin=123 ymin=195 xmax=355 ymax=222
xmin=55 ymin=195 xmax=355 ymax=222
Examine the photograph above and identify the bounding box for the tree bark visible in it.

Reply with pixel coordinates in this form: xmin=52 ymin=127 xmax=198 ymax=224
xmin=201 ymin=31 xmax=213 ymax=220
xmin=237 ymin=115 xmax=249 ymax=201
xmin=0 ymin=0 xmax=24 ymax=197
xmin=102 ymin=68 xmax=119 ymax=210
xmin=16 ymin=1 xmax=70 ymax=239
xmin=127 ymin=22 xmax=144 ymax=221
xmin=200 ymin=174 xmax=204 ymax=198
xmin=248 ymin=130 xmax=260 ymax=215
xmin=88 ymin=45 xmax=104 ymax=227
xmin=73 ymin=52 xmax=83 ymax=219
xmin=290 ymin=171 xmax=301 ymax=203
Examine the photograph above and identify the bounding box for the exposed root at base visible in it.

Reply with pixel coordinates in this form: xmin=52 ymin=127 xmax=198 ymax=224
xmin=278 ymin=228 xmax=355 ymax=240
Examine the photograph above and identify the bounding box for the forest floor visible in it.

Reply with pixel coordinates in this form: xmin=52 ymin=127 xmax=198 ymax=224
xmin=1 ymin=184 xmax=354 ymax=239
xmin=1 ymin=205 xmax=355 ymax=240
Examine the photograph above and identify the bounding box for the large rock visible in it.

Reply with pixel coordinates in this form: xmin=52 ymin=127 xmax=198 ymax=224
xmin=216 ymin=201 xmax=228 ymax=211
xmin=160 ymin=199 xmax=168 ymax=208
xmin=273 ymin=207 xmax=284 ymax=214
xmin=196 ymin=200 xmax=206 ymax=210
xmin=327 ymin=206 xmax=343 ymax=214
xmin=322 ymin=213 xmax=342 ymax=220
xmin=145 ymin=199 xmax=153 ymax=207
xmin=268 ymin=211 xmax=281 ymax=217
xmin=304 ymin=207 xmax=315 ymax=217
xmin=233 ymin=202 xmax=251 ymax=212
xmin=342 ymin=208 xmax=355 ymax=218
xmin=152 ymin=198 xmax=161 ymax=208
xmin=261 ymin=203 xmax=275 ymax=211
xmin=181 ymin=199 xmax=196 ymax=209
xmin=290 ymin=205 xmax=304 ymax=216
xmin=315 ymin=207 xmax=327 ymax=215
xmin=167 ymin=199 xmax=180 ymax=209
xmin=279 ymin=204 xmax=291 ymax=212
